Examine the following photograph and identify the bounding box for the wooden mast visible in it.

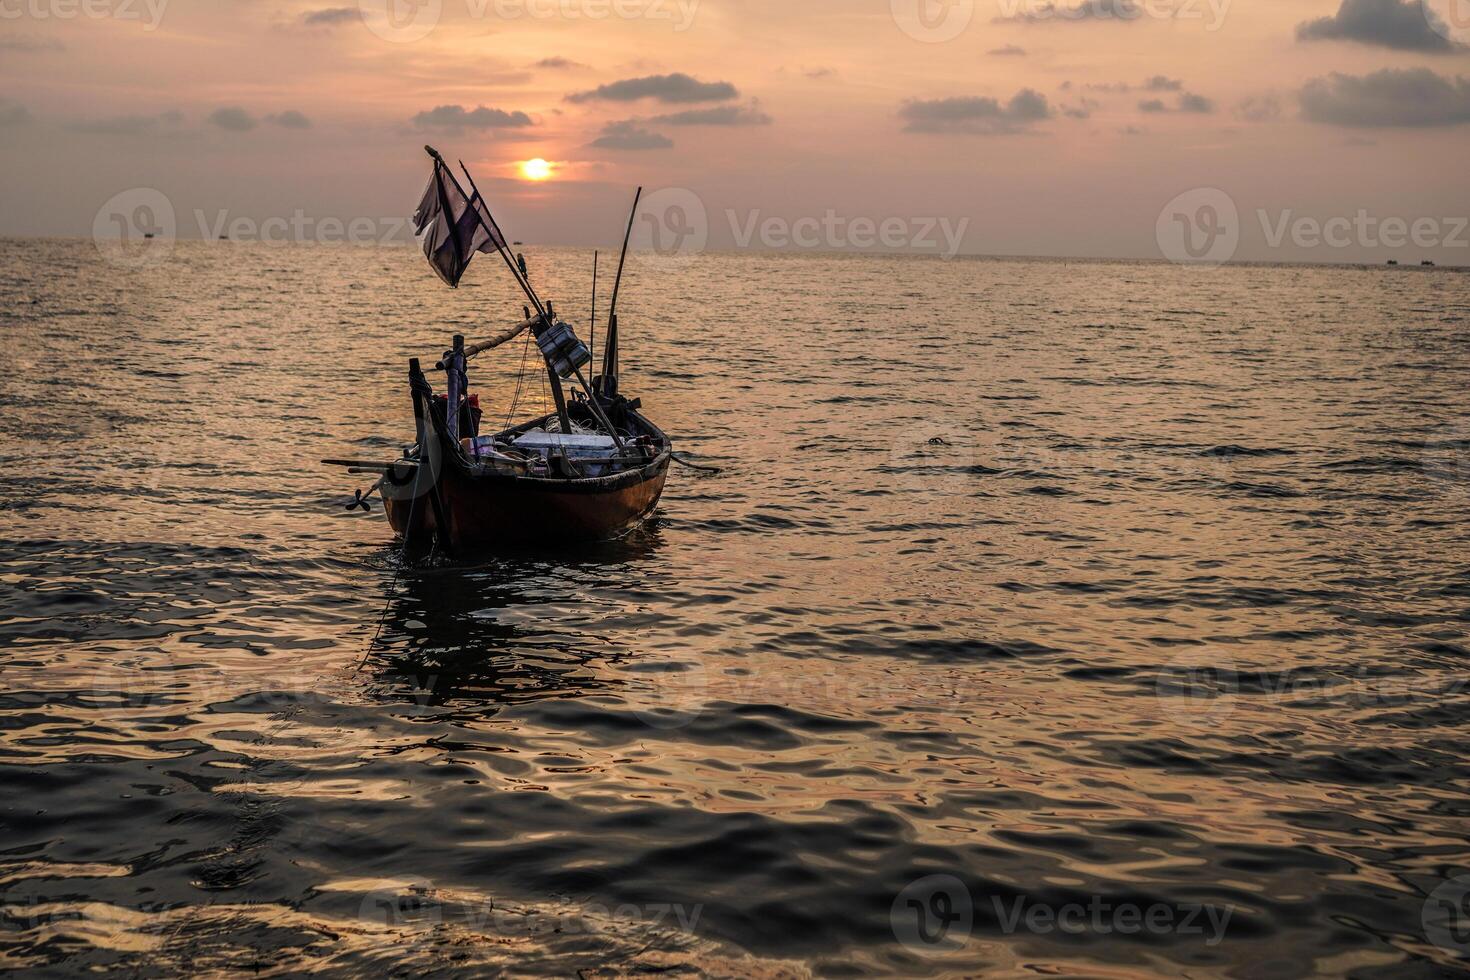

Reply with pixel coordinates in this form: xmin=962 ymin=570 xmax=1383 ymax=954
xmin=589 ymin=250 xmax=598 ymax=364
xmin=600 ymin=186 xmax=642 ymax=399
xmin=425 ymin=147 xmax=575 ymax=436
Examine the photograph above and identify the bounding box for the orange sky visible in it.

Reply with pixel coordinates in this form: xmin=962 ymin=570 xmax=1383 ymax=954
xmin=2 ymin=0 xmax=1469 ymax=262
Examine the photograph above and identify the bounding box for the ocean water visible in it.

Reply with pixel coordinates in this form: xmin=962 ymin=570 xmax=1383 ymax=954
xmin=1 ymin=237 xmax=1468 ymax=977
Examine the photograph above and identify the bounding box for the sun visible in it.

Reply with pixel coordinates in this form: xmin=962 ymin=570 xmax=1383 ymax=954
xmin=519 ymin=158 xmax=554 ymax=181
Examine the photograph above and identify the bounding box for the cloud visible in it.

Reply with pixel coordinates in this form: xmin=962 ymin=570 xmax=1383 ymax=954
xmin=989 ymin=44 xmax=1028 ymax=55
xmin=1062 ymin=96 xmax=1101 ymax=118
xmin=900 ymin=90 xmax=1052 ymax=133
xmin=1235 ymin=94 xmax=1282 ymax=121
xmin=566 ymin=73 xmax=738 ymax=104
xmin=208 ymin=107 xmax=257 ymax=132
xmin=0 ymin=36 xmax=65 ymax=52
xmin=302 ymin=7 xmax=357 ymax=26
xmin=0 ymin=101 xmax=34 ymax=127
xmin=1300 ymin=68 xmax=1470 ymax=126
xmin=267 ymin=110 xmax=312 ymax=129
xmin=70 ymin=110 xmax=185 ymax=135
xmin=996 ymin=0 xmax=1143 ymax=23
xmin=1138 ymin=91 xmax=1214 ymax=113
xmin=648 ymin=105 xmax=771 ymax=126
xmin=1296 ymin=0 xmax=1459 ymax=52
xmin=535 ymin=56 xmax=585 ymax=69
xmin=589 ymin=120 xmax=674 ymax=150
xmin=412 ymin=104 xmax=534 ymax=129
xmin=1144 ymin=75 xmax=1182 ymax=91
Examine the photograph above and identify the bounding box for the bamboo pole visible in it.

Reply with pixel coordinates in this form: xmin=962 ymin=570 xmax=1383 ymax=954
xmin=601 ymin=187 xmax=642 ymax=396
xmin=445 ymin=334 xmax=464 ymax=444
xmin=589 ymin=250 xmax=599 ymax=364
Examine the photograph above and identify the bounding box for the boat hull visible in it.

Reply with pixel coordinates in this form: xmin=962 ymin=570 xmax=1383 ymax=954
xmin=383 ymin=399 xmax=671 ymax=550
xmin=384 ymin=458 xmax=668 ymax=548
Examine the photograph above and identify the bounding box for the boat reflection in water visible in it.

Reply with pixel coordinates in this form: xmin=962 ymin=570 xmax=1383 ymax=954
xmin=361 ymin=523 xmax=668 ymax=713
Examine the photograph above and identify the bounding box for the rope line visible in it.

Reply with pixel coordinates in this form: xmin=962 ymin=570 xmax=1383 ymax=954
xmin=358 ymin=474 xmax=422 ymax=673
xmin=671 ymin=452 xmax=722 ymax=473
xmin=503 ymin=325 xmax=533 ymax=432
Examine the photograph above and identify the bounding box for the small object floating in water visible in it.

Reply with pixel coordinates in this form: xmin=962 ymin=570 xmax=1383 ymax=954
xmin=325 ymin=145 xmax=671 ymax=552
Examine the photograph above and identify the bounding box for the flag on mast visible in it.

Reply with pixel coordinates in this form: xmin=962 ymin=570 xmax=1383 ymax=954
xmin=412 ymin=157 xmax=505 ymax=288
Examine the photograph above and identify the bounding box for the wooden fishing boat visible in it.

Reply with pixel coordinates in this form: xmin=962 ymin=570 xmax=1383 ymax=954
xmin=378 ymin=380 xmax=672 ymax=549
xmin=326 ymin=146 xmax=674 ymax=552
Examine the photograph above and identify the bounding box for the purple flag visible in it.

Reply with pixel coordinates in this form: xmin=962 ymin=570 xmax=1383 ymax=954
xmin=412 ymin=160 xmax=506 ymax=288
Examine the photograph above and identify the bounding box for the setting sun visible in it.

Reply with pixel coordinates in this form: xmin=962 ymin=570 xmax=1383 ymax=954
xmin=518 ymin=158 xmax=553 ymax=181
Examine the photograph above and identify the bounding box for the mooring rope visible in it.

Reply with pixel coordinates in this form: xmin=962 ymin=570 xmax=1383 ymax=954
xmin=670 ymin=453 xmax=722 ymax=473
xmin=503 ymin=326 xmax=533 ymax=432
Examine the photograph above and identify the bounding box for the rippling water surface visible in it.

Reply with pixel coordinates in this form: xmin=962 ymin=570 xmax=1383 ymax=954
xmin=2 ymin=238 xmax=1469 ymax=977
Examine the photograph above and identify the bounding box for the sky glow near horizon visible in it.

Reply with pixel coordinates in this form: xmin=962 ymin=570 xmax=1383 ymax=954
xmin=1 ymin=0 xmax=1469 ymax=263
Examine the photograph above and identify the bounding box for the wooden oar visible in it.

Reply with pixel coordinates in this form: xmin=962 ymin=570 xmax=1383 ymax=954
xmin=322 ymin=458 xmax=420 ymax=472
